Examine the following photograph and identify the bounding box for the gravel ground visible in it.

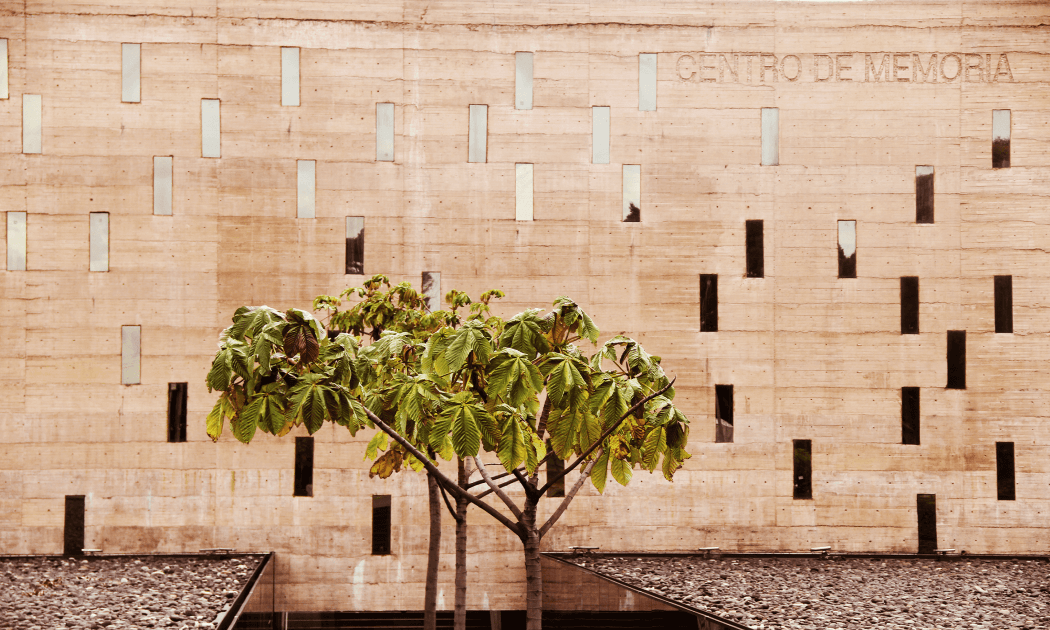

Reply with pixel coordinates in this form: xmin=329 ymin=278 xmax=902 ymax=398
xmin=569 ymin=555 xmax=1050 ymax=630
xmin=0 ymin=555 xmax=261 ymax=630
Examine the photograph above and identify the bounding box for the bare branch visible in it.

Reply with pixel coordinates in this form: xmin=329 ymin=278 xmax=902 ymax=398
xmin=472 ymin=456 xmax=524 ymax=522
xmin=511 ymin=467 xmax=540 ymax=503
xmin=437 ymin=478 xmax=460 ymax=522
xmin=474 ymin=476 xmax=519 ymax=500
xmin=538 ymin=456 xmax=599 ymax=538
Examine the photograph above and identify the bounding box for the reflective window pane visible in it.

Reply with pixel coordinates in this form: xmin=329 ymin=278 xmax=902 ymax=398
xmin=297 ymin=159 xmax=315 ymax=218
xmin=761 ymin=107 xmax=778 ymax=166
xmin=89 ymin=212 xmax=109 ymax=272
xmin=121 ymin=43 xmax=140 ymax=103
xmin=992 ymin=109 xmax=1010 ymax=168
xmin=639 ymin=53 xmax=657 ymax=111
xmin=421 ymin=271 xmax=441 ymax=311
xmin=468 ymin=104 xmax=488 ymax=163
xmin=201 ymin=99 xmax=220 ymax=158
xmin=7 ymin=211 xmax=26 ymax=271
xmin=282 ymin=47 xmax=300 ymax=107
xmin=23 ymin=94 xmax=41 ymax=154
xmin=515 ymin=52 xmax=533 ymax=110
xmin=346 ymin=216 xmax=364 ymax=274
xmin=838 ymin=220 xmax=856 ymax=278
xmin=121 ymin=325 xmax=141 ymax=385
xmin=153 ymin=156 xmax=172 ymax=216
xmin=515 ymin=163 xmax=533 ymax=221
xmin=592 ymin=106 xmax=610 ymax=164
xmin=622 ymin=165 xmax=640 ymax=222
xmin=376 ymin=103 xmax=394 ymax=162
xmin=915 ymin=165 xmax=934 ymax=223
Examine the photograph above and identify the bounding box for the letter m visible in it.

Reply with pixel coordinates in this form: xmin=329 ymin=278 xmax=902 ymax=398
xmin=913 ymin=54 xmax=937 ymax=83
xmin=865 ymin=53 xmax=890 ymax=81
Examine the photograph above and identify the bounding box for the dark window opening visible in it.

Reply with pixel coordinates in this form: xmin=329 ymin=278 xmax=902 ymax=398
xmin=996 ymin=442 xmax=1015 ymax=501
xmin=714 ymin=384 xmax=734 ymax=443
xmin=372 ymin=495 xmax=391 ymax=555
xmin=745 ymin=220 xmax=764 ymax=278
xmin=901 ymin=276 xmax=919 ymax=335
xmin=902 ymin=387 xmax=920 ymax=445
xmin=346 ymin=217 xmax=364 ymax=275
xmin=994 ymin=275 xmax=1013 ymax=334
xmin=792 ymin=439 xmax=812 ymax=500
xmin=545 ymin=439 xmax=565 ymax=498
xmin=992 ymin=110 xmax=1010 ymax=169
xmin=916 ymin=166 xmax=934 ymax=224
xmin=946 ymin=330 xmax=966 ymax=389
xmin=623 ymin=203 xmax=640 ymax=223
xmin=700 ymin=274 xmax=718 ymax=332
xmin=167 ymin=382 xmax=188 ymax=443
xmin=63 ymin=495 xmax=85 ymax=557
xmin=917 ymin=493 xmax=938 ymax=553
xmin=837 ymin=220 xmax=856 ymax=279
xmin=294 ymin=436 xmax=314 ymax=497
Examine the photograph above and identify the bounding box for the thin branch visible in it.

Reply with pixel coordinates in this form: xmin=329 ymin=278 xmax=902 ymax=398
xmin=466 ymin=468 xmax=517 ymax=489
xmin=437 ymin=479 xmax=460 ymax=522
xmin=536 ymin=377 xmax=675 ymax=498
xmin=511 ymin=467 xmax=540 ymax=503
xmin=474 ymin=476 xmax=519 ymax=500
xmin=472 ymin=456 xmax=525 ymax=522
xmin=539 ymin=456 xmax=599 ymax=538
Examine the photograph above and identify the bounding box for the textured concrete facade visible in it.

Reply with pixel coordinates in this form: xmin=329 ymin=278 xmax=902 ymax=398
xmin=1 ymin=0 xmax=1049 ymax=613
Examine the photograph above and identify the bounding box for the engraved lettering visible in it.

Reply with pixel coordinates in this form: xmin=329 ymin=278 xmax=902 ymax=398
xmin=986 ymin=54 xmax=992 ymax=82
xmin=719 ymin=54 xmax=738 ymax=83
xmin=780 ymin=55 xmax=801 ymax=81
xmin=814 ymin=54 xmax=833 ymax=82
xmin=865 ymin=53 xmax=890 ymax=81
xmin=913 ymin=53 xmax=937 ymax=82
xmin=676 ymin=54 xmax=697 ymax=81
xmin=941 ymin=53 xmax=961 ymax=81
xmin=741 ymin=53 xmax=757 ymax=84
xmin=700 ymin=54 xmax=717 ymax=82
xmin=994 ymin=53 xmax=1013 ymax=82
xmin=893 ymin=54 xmax=910 ymax=82
xmin=835 ymin=54 xmax=853 ymax=81
xmin=965 ymin=53 xmax=984 ymax=82
xmin=761 ymin=54 xmax=778 ymax=82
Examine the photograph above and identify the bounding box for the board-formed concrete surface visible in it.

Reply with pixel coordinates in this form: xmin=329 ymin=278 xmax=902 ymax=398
xmin=1 ymin=0 xmax=1048 ymax=614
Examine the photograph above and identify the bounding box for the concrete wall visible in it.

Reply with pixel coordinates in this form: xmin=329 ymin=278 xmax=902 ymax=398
xmin=1 ymin=0 xmax=1049 ymax=612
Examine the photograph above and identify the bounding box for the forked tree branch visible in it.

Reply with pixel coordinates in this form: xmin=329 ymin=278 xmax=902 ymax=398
xmin=472 ymin=456 xmax=525 ymax=522
xmin=474 ymin=476 xmax=519 ymax=500
xmin=539 ymin=456 xmax=599 ymax=537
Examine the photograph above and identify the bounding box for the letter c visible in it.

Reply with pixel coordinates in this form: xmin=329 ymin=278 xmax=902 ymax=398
xmin=677 ymin=54 xmax=697 ymax=81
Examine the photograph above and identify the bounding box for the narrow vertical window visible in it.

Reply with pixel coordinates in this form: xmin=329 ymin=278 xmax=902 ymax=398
xmin=345 ymin=216 xmax=364 ymax=274
xmin=996 ymin=442 xmax=1015 ymax=501
xmin=468 ymin=104 xmax=488 ymax=163
xmin=376 ymin=103 xmax=394 ymax=162
xmin=153 ymin=157 xmax=173 ymax=216
xmin=0 ymin=39 xmax=8 ymax=100
xmin=294 ymin=436 xmax=314 ymax=497
xmin=638 ymin=53 xmax=657 ymax=111
xmin=622 ymin=165 xmax=640 ymax=222
xmin=121 ymin=43 xmax=141 ymax=103
xmin=515 ymin=52 xmax=533 ymax=110
xmin=89 ymin=212 xmax=109 ymax=272
xmin=994 ymin=275 xmax=1013 ymax=334
xmin=699 ymin=274 xmax=718 ymax=332
xmin=7 ymin=211 xmax=26 ymax=271
xmin=915 ymin=166 xmax=934 ymax=223
xmin=901 ymin=386 xmax=920 ymax=445
xmin=916 ymin=494 xmax=937 ymax=553
xmin=297 ymin=160 xmax=315 ymax=218
xmin=900 ymin=276 xmax=919 ymax=334
xmin=761 ymin=108 xmax=779 ymax=166
xmin=714 ymin=384 xmax=733 ymax=444
xmin=121 ymin=325 xmax=141 ymax=385
xmin=422 ymin=271 xmax=441 ymax=311
xmin=592 ymin=106 xmax=610 ymax=164
xmin=372 ymin=495 xmax=391 ymax=555
xmin=167 ymin=383 xmax=188 ymax=443
xmin=837 ymin=220 xmax=856 ymax=278
xmin=745 ymin=220 xmax=764 ymax=278
xmin=792 ymin=439 xmax=812 ymax=500
xmin=946 ymin=330 xmax=966 ymax=389
xmin=515 ymin=164 xmax=534 ymax=221
xmin=201 ymin=99 xmax=220 ymax=158
xmin=23 ymin=94 xmax=42 ymax=154
xmin=545 ymin=439 xmax=564 ymax=498
xmin=63 ymin=496 xmax=86 ymax=557
xmin=281 ymin=47 xmax=300 ymax=107
xmin=992 ymin=109 xmax=1010 ymax=168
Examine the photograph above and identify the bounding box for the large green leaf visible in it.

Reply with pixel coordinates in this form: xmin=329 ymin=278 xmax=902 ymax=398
xmin=499 ymin=309 xmax=551 ymax=357
xmin=547 ymin=406 xmax=578 ymax=459
xmin=451 ymin=406 xmax=482 ymax=457
xmin=642 ymin=426 xmax=666 ymax=470
xmin=206 ymin=399 xmax=225 ymax=442
xmin=365 ymin=431 xmax=388 ymax=460
xmin=577 ymin=410 xmax=601 ymax=451
xmin=497 ymin=417 xmax=526 ymax=471
xmin=590 ymin=450 xmax=609 ymax=494
xmin=207 ymin=347 xmax=234 ymax=392
xmin=611 ymin=457 xmax=633 ymax=486
xmin=444 ymin=322 xmax=493 ymax=374
xmin=235 ymin=397 xmax=265 ymax=443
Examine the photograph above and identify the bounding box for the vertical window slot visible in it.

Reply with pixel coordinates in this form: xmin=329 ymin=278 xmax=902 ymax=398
xmin=121 ymin=43 xmax=140 ymax=103
xmin=345 ymin=217 xmax=364 ymax=275
xmin=901 ymin=276 xmax=919 ymax=334
xmin=89 ymin=212 xmax=109 ymax=272
xmin=515 ymin=164 xmax=534 ymax=221
xmin=201 ymin=99 xmax=220 ymax=158
xmin=422 ymin=272 xmax=441 ymax=311
xmin=916 ymin=494 xmax=937 ymax=553
xmin=294 ymin=436 xmax=314 ymax=497
xmin=167 ymin=383 xmax=188 ymax=443
xmin=714 ymin=384 xmax=733 ymax=444
xmin=297 ymin=160 xmax=315 ymax=218
xmin=121 ymin=325 xmax=141 ymax=385
xmin=992 ymin=110 xmax=1010 ymax=168
xmin=994 ymin=275 xmax=1013 ymax=334
xmin=372 ymin=495 xmax=391 ymax=555
xmin=515 ymin=52 xmax=533 ymax=110
xmin=23 ymin=94 xmax=42 ymax=154
xmin=638 ymin=53 xmax=657 ymax=111
xmin=64 ymin=495 xmax=86 ymax=557
xmin=7 ymin=211 xmax=26 ymax=271
xmin=837 ymin=220 xmax=856 ymax=278
xmin=281 ymin=47 xmax=300 ymax=107
xmin=996 ymin=442 xmax=1015 ymax=501
xmin=376 ymin=103 xmax=394 ymax=162
xmin=622 ymin=165 xmax=640 ymax=222
xmin=700 ymin=274 xmax=718 ymax=332
xmin=745 ymin=220 xmax=764 ymax=278
xmin=0 ymin=39 xmax=8 ymax=100
xmin=792 ymin=439 xmax=812 ymax=500
xmin=915 ymin=166 xmax=934 ymax=223
xmin=468 ymin=104 xmax=488 ymax=163
xmin=946 ymin=330 xmax=966 ymax=389
xmin=592 ymin=106 xmax=610 ymax=164
xmin=153 ymin=157 xmax=173 ymax=216
xmin=545 ymin=439 xmax=564 ymax=497
xmin=901 ymin=387 xmax=920 ymax=445
xmin=761 ymin=108 xmax=779 ymax=166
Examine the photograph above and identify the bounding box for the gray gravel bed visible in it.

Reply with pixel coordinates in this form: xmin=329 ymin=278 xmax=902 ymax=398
xmin=570 ymin=555 xmax=1050 ymax=630
xmin=0 ymin=555 xmax=261 ymax=630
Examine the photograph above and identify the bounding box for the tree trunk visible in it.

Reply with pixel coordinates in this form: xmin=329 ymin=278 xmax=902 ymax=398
xmin=522 ymin=498 xmax=543 ymax=630
xmin=425 ymin=472 xmax=441 ymax=630
xmin=454 ymin=458 xmax=469 ymax=630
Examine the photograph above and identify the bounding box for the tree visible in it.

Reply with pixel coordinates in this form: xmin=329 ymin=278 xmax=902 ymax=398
xmin=206 ymin=276 xmax=691 ymax=630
